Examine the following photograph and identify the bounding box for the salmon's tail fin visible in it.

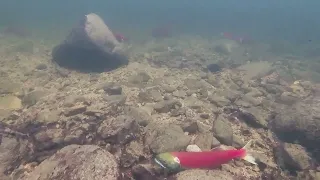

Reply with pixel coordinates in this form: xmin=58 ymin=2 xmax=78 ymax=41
xmin=241 ymin=140 xmax=257 ymax=165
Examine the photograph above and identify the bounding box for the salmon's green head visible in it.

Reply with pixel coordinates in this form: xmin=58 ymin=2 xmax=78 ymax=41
xmin=154 ymin=152 xmax=182 ymax=174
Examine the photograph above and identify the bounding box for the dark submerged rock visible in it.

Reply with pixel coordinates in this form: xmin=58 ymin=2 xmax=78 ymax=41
xmin=206 ymin=63 xmax=222 ymax=73
xmin=52 ymin=43 xmax=128 ymax=73
xmin=0 ymin=136 xmax=30 ymax=178
xmin=98 ymin=115 xmax=139 ymax=145
xmin=124 ymin=106 xmax=153 ymax=126
xmin=270 ymin=100 xmax=320 ymax=162
xmin=2 ymin=25 xmax=31 ymax=37
xmin=101 ymin=82 xmax=122 ymax=95
xmin=131 ymin=164 xmax=161 ymax=180
xmin=151 ymin=25 xmax=172 ymax=38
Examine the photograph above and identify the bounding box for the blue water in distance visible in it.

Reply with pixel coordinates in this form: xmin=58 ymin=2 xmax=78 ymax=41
xmin=0 ymin=0 xmax=319 ymax=44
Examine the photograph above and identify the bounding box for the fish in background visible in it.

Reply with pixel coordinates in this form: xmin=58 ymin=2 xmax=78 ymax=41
xmin=2 ymin=25 xmax=31 ymax=37
xmin=221 ymin=32 xmax=251 ymax=44
xmin=113 ymin=32 xmax=128 ymax=42
xmin=152 ymin=24 xmax=173 ymax=38
xmin=154 ymin=140 xmax=257 ymax=174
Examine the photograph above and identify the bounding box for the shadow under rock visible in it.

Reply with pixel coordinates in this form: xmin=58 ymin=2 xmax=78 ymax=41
xmin=52 ymin=44 xmax=128 ymax=73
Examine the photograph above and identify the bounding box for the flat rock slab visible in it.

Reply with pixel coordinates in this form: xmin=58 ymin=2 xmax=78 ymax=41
xmin=26 ymin=145 xmax=119 ymax=180
xmin=237 ymin=61 xmax=273 ymax=82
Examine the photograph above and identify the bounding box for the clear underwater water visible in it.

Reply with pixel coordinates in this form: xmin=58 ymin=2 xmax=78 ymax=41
xmin=1 ymin=0 xmax=320 ymax=46
xmin=0 ymin=2 xmax=320 ymax=179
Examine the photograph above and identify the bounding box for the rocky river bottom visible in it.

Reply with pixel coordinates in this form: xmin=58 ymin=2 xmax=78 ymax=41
xmin=0 ymin=32 xmax=320 ymax=180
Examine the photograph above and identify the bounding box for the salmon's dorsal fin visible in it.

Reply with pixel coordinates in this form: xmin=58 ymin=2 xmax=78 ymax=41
xmin=241 ymin=140 xmax=257 ymax=165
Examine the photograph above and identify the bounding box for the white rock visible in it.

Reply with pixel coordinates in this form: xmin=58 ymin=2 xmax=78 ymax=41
xmin=186 ymin=144 xmax=202 ymax=152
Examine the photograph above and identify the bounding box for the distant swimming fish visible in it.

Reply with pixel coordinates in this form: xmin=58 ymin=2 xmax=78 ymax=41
xmin=222 ymin=32 xmax=234 ymax=40
xmin=222 ymin=32 xmax=250 ymax=44
xmin=152 ymin=24 xmax=172 ymax=38
xmin=113 ymin=32 xmax=128 ymax=42
xmin=154 ymin=140 xmax=257 ymax=174
xmin=3 ymin=25 xmax=31 ymax=37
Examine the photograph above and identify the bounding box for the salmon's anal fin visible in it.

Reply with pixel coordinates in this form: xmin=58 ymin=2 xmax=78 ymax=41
xmin=241 ymin=140 xmax=257 ymax=165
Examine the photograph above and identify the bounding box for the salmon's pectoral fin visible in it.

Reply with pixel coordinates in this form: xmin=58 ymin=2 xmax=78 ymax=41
xmin=241 ymin=140 xmax=257 ymax=165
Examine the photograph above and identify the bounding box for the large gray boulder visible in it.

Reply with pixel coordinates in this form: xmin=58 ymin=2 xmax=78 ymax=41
xmin=64 ymin=13 xmax=122 ymax=55
xmin=52 ymin=13 xmax=128 ymax=72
